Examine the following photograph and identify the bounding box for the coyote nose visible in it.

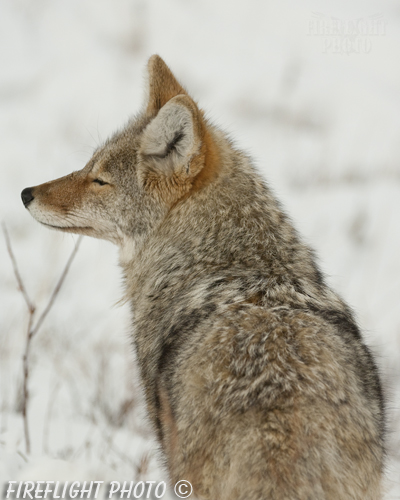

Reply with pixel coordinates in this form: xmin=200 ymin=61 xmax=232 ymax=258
xmin=21 ymin=187 xmax=34 ymax=207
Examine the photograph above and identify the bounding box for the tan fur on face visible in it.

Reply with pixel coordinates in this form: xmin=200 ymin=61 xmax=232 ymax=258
xmin=26 ymin=163 xmax=117 ymax=240
xmin=32 ymin=173 xmax=89 ymax=216
xmin=28 ymin=172 xmax=93 ymax=233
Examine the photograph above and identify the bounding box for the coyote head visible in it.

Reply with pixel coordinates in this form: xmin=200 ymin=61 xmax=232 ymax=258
xmin=22 ymin=55 xmax=218 ymax=252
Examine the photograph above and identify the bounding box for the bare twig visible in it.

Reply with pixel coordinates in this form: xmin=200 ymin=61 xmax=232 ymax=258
xmin=16 ymin=450 xmax=28 ymax=463
xmin=31 ymin=236 xmax=82 ymax=337
xmin=22 ymin=331 xmax=33 ymax=454
xmin=2 ymin=223 xmax=83 ymax=454
xmin=2 ymin=223 xmax=35 ymax=315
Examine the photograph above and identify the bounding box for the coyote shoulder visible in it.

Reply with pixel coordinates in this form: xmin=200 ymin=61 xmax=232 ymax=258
xmin=23 ymin=55 xmax=385 ymax=500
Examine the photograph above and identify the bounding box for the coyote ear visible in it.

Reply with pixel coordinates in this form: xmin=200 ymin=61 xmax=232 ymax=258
xmin=145 ymin=55 xmax=187 ymax=115
xmin=139 ymin=95 xmax=204 ymax=185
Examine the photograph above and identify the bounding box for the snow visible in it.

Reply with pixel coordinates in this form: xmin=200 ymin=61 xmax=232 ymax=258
xmin=0 ymin=0 xmax=399 ymax=496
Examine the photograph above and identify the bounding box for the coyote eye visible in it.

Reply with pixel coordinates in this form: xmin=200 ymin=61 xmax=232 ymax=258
xmin=93 ymin=178 xmax=108 ymax=186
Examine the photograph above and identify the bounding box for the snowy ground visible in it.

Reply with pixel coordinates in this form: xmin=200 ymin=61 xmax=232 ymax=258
xmin=1 ymin=0 xmax=399 ymax=497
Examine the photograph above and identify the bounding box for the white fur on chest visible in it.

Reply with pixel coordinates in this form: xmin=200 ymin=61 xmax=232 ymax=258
xmin=118 ymin=236 xmax=137 ymax=266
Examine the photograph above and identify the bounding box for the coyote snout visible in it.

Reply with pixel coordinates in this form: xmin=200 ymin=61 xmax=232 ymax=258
xmin=23 ymin=55 xmax=385 ymax=500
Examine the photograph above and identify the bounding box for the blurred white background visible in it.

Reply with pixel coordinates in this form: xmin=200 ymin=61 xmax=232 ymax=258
xmin=0 ymin=0 xmax=399 ymax=497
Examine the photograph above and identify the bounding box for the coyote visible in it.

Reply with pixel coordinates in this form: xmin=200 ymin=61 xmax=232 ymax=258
xmin=22 ymin=55 xmax=385 ymax=499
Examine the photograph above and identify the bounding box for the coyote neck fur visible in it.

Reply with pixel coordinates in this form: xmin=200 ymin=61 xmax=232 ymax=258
xmin=122 ymin=131 xmax=343 ymax=317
